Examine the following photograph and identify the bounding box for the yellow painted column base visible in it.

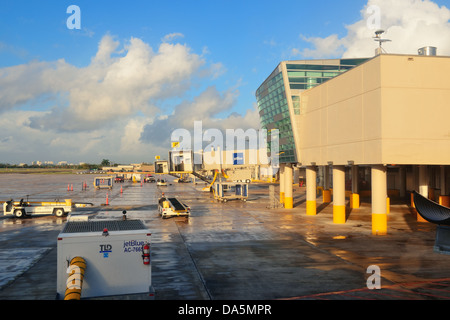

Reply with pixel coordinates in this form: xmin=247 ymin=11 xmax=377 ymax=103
xmin=323 ymin=190 xmax=331 ymax=203
xmin=284 ymin=197 xmax=293 ymax=209
xmin=306 ymin=200 xmax=317 ymax=216
xmin=350 ymin=193 xmax=360 ymax=209
xmin=439 ymin=196 xmax=450 ymax=208
xmin=333 ymin=205 xmax=346 ymax=224
xmin=280 ymin=192 xmax=285 ymax=204
xmin=372 ymin=213 xmax=387 ymax=235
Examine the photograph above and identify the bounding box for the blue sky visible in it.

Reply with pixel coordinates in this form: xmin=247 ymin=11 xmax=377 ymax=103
xmin=0 ymin=0 xmax=449 ymax=164
xmin=0 ymin=0 xmax=366 ymax=115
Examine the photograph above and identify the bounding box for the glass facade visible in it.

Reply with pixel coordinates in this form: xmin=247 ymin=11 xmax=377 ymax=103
xmin=256 ymin=58 xmax=368 ymax=164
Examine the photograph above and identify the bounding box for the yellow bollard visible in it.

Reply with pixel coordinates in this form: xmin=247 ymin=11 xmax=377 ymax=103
xmin=439 ymin=196 xmax=450 ymax=208
xmin=350 ymin=193 xmax=360 ymax=209
xmin=323 ymin=190 xmax=331 ymax=203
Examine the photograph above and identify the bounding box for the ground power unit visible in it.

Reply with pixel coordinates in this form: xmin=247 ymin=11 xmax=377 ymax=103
xmin=56 ymin=218 xmax=154 ymax=299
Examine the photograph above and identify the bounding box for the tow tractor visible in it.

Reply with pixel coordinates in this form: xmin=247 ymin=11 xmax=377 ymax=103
xmin=3 ymin=199 xmax=74 ymax=218
xmin=158 ymin=193 xmax=190 ymax=219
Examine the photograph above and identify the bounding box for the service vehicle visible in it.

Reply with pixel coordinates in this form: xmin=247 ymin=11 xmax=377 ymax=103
xmin=158 ymin=195 xmax=190 ymax=219
xmin=94 ymin=176 xmax=113 ymax=190
xmin=3 ymin=199 xmax=74 ymax=218
xmin=114 ymin=175 xmax=124 ymax=183
xmin=156 ymin=179 xmax=167 ymax=186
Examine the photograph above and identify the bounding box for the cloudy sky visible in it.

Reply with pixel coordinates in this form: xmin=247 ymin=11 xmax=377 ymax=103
xmin=0 ymin=0 xmax=449 ymax=164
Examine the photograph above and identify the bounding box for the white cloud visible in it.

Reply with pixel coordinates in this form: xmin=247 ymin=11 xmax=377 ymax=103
xmin=25 ymin=36 xmax=206 ymax=132
xmin=162 ymin=33 xmax=185 ymax=42
xmin=294 ymin=0 xmax=450 ymax=58
xmin=140 ymin=85 xmax=261 ymax=149
xmin=0 ymin=33 xmax=260 ymax=164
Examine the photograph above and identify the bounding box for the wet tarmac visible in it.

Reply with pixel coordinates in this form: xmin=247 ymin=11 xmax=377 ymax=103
xmin=1 ymin=173 xmax=450 ymax=301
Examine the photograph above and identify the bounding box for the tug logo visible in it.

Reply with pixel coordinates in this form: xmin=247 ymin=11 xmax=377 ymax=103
xmin=99 ymin=244 xmax=112 ymax=258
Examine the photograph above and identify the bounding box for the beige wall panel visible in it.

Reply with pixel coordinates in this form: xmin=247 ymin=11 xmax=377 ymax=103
xmin=363 ymin=139 xmax=383 ymax=165
xmin=327 ymin=67 xmax=363 ymax=106
xmin=362 ymin=89 xmax=382 ymax=141
xmin=381 ymin=55 xmax=450 ymax=89
xmin=382 ymin=140 xmax=450 ymax=165
xmin=327 ymin=96 xmax=363 ymax=146
xmin=362 ymin=57 xmax=381 ymax=92
xmin=326 ymin=142 xmax=365 ymax=165
xmin=300 ymin=109 xmax=322 ymax=149
xmin=382 ymin=88 xmax=450 ymax=140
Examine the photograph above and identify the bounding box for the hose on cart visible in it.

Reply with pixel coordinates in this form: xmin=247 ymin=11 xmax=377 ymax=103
xmin=64 ymin=257 xmax=86 ymax=300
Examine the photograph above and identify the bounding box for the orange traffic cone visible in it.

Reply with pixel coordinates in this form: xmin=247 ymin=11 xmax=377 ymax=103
xmin=67 ymin=184 xmax=70 ymax=191
xmin=106 ymin=193 xmax=109 ymax=205
xmin=120 ymin=185 xmax=123 ymax=193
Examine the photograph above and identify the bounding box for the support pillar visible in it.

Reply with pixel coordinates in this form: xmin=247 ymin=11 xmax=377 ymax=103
xmin=293 ymin=167 xmax=300 ymax=186
xmin=332 ymin=166 xmax=346 ymax=224
xmin=323 ymin=166 xmax=331 ymax=203
xmin=418 ymin=165 xmax=429 ymax=222
xmin=419 ymin=165 xmax=429 ymax=197
xmin=350 ymin=165 xmax=360 ymax=209
xmin=440 ymin=166 xmax=450 ymax=207
xmin=411 ymin=165 xmax=419 ymax=207
xmin=306 ymin=166 xmax=317 ymax=215
xmin=372 ymin=165 xmax=387 ymax=235
xmin=279 ymin=164 xmax=285 ymax=204
xmin=399 ymin=166 xmax=406 ymax=199
xmin=284 ymin=164 xmax=293 ymax=209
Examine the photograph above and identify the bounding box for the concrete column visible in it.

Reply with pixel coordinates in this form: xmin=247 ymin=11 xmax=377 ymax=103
xmin=323 ymin=166 xmax=331 ymax=203
xmin=284 ymin=164 xmax=293 ymax=209
xmin=306 ymin=166 xmax=317 ymax=215
xmin=440 ymin=166 xmax=450 ymax=207
xmin=417 ymin=165 xmax=429 ymax=222
xmin=293 ymin=167 xmax=299 ymax=186
xmin=428 ymin=166 xmax=436 ymax=201
xmin=414 ymin=165 xmax=420 ymax=191
xmin=332 ymin=166 xmax=346 ymax=224
xmin=372 ymin=165 xmax=387 ymax=235
xmin=399 ymin=166 xmax=406 ymax=198
xmin=279 ymin=164 xmax=285 ymax=204
xmin=317 ymin=166 xmax=324 ymax=190
xmin=350 ymin=165 xmax=360 ymax=209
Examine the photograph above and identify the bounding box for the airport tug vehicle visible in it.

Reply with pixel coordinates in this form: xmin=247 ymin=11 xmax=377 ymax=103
xmin=158 ymin=193 xmax=190 ymax=219
xmin=3 ymin=199 xmax=73 ymax=218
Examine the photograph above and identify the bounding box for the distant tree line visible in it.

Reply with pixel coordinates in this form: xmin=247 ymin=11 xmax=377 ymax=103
xmin=0 ymin=159 xmax=113 ymax=170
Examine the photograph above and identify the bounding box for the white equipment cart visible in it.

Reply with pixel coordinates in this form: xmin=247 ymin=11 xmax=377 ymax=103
xmin=56 ymin=218 xmax=154 ymax=299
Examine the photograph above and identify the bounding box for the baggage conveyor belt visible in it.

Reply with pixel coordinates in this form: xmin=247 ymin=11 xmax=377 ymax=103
xmin=168 ymin=198 xmax=186 ymax=211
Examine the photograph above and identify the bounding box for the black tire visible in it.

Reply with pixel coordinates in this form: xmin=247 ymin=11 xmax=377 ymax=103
xmin=54 ymin=208 xmax=65 ymax=217
xmin=14 ymin=209 xmax=25 ymax=218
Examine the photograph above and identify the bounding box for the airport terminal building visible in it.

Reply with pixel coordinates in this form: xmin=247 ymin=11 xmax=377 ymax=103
xmin=256 ymin=49 xmax=450 ymax=235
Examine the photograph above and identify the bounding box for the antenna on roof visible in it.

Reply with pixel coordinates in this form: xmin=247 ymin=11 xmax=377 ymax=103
xmin=373 ymin=29 xmax=391 ymax=55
